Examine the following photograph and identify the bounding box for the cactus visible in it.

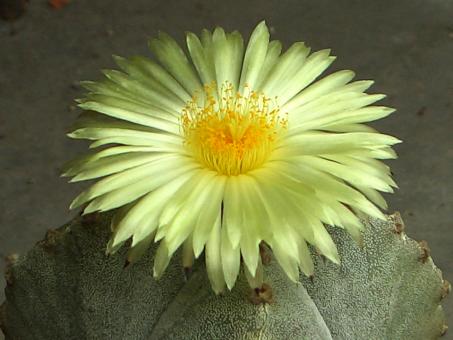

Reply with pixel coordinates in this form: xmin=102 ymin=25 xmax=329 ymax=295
xmin=0 ymin=212 xmax=449 ymax=339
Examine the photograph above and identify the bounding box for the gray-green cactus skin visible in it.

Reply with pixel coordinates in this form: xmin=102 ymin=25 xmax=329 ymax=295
xmin=0 ymin=212 xmax=449 ymax=339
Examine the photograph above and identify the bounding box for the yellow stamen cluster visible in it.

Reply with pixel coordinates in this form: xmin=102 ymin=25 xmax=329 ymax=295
xmin=182 ymin=82 xmax=287 ymax=176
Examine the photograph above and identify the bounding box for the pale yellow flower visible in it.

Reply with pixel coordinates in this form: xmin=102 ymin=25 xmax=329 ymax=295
xmin=64 ymin=21 xmax=400 ymax=293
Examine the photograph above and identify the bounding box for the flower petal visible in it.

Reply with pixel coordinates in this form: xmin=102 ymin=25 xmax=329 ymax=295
xmin=126 ymin=232 xmax=155 ymax=264
xmin=163 ymin=172 xmax=222 ymax=255
xmin=186 ymin=31 xmax=216 ymax=85
xmin=310 ymin=218 xmax=340 ymax=264
xmin=98 ymin=69 xmax=184 ymax=115
xmin=192 ymin=176 xmax=226 ymax=257
xmin=62 ymin=145 xmax=174 ymax=177
xmin=236 ymin=175 xmax=265 ymax=276
xmin=113 ymin=170 xmax=198 ymax=248
xmin=239 ymin=21 xmax=270 ymax=91
xmin=212 ymin=28 xmax=244 ymax=91
xmin=279 ymin=131 xmax=401 ymax=157
xmin=298 ymin=240 xmax=314 ymax=277
xmin=149 ymin=32 xmax=203 ymax=95
xmin=72 ymin=156 xmax=197 ymax=211
xmin=244 ymin=257 xmax=264 ymax=289
xmin=281 ymin=159 xmax=386 ymax=220
xmin=274 ymin=49 xmax=335 ymax=105
xmin=289 ymin=92 xmax=387 ymax=129
xmin=290 ymin=106 xmax=395 ymax=133
xmin=222 ymin=176 xmax=243 ymax=249
xmin=260 ymin=42 xmax=310 ymax=98
xmin=182 ymin=235 xmax=195 ymax=269
xmin=220 ymin=223 xmax=241 ymax=290
xmin=299 ymin=155 xmax=394 ymax=194
xmin=118 ymin=55 xmax=191 ymax=103
xmin=68 ymin=127 xmax=183 ymax=148
xmin=283 ymin=70 xmax=355 ymax=112
xmin=153 ymin=241 xmax=171 ymax=279
xmin=67 ymin=152 xmax=171 ymax=182
xmin=254 ymin=40 xmax=282 ymax=90
xmin=268 ymin=238 xmax=300 ymax=282
xmin=77 ymin=98 xmax=180 ymax=135
xmin=205 ymin=211 xmax=225 ymax=294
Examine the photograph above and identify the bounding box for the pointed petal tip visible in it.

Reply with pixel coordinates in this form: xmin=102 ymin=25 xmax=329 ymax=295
xmin=154 ymin=230 xmax=165 ymax=243
xmin=330 ymin=255 xmax=341 ymax=265
xmin=112 ymin=54 xmax=124 ymax=62
xmin=302 ymin=269 xmax=315 ymax=278
xmin=193 ymin=243 xmax=204 ymax=259
xmin=69 ymin=199 xmax=81 ymax=210
xmin=82 ymin=202 xmax=102 ymax=215
xmin=377 ymin=213 xmax=388 ymax=221
xmin=252 ymin=20 xmax=269 ymax=37
xmin=79 ymin=80 xmax=93 ymax=87
xmin=152 ymin=269 xmax=162 ymax=280
xmin=279 ymin=264 xmax=299 ymax=284
xmin=157 ymin=30 xmax=173 ymax=41
xmin=224 ymin=275 xmax=238 ymax=291
xmin=185 ymin=30 xmax=196 ymax=39
xmin=225 ymin=283 xmax=235 ymax=291
xmin=77 ymin=102 xmax=90 ymax=111
xmin=68 ymin=175 xmax=83 ymax=183
xmin=386 ymin=107 xmax=397 ymax=114
xmin=81 ymin=207 xmax=94 ymax=215
xmin=211 ymin=284 xmax=226 ymax=295
xmin=213 ymin=26 xmax=226 ymax=35
xmin=375 ymin=93 xmax=387 ymax=101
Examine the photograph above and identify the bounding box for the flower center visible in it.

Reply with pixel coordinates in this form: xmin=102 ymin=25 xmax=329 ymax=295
xmin=181 ymin=82 xmax=287 ymax=176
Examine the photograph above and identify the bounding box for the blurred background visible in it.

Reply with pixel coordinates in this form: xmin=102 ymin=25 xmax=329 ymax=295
xmin=0 ymin=0 xmax=452 ymax=337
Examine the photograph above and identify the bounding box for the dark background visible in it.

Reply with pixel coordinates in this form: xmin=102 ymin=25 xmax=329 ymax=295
xmin=1 ymin=0 xmax=452 ymax=337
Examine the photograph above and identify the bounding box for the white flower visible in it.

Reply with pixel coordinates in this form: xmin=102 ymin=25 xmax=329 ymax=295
xmin=64 ymin=21 xmax=400 ymax=293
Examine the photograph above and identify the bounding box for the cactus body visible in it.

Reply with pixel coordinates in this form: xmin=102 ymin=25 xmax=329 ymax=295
xmin=0 ymin=213 xmax=448 ymax=339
